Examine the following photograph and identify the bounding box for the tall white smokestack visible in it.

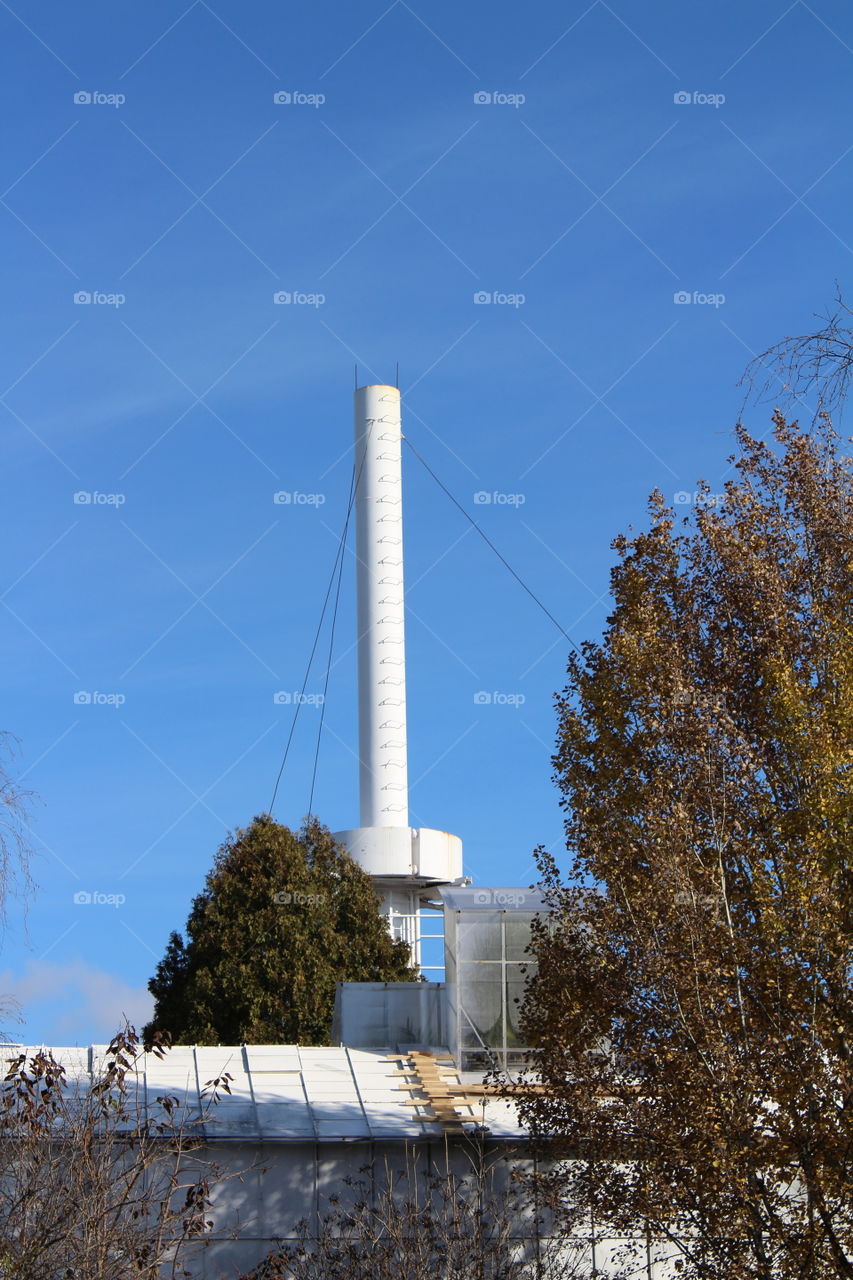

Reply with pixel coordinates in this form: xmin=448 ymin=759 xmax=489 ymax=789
xmin=336 ymin=384 xmax=463 ymax=964
xmin=354 ymin=385 xmax=409 ymax=828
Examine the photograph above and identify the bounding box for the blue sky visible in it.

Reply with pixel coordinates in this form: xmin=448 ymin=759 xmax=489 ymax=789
xmin=1 ymin=0 xmax=851 ymax=1044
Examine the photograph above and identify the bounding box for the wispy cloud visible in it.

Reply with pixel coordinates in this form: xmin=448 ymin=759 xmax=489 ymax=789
xmin=0 ymin=959 xmax=153 ymax=1045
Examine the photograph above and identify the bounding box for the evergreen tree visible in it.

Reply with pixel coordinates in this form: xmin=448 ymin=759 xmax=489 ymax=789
xmin=144 ymin=815 xmax=417 ymax=1045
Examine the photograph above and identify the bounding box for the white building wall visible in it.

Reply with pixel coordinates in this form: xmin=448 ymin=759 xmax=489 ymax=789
xmin=188 ymin=1140 xmax=675 ymax=1279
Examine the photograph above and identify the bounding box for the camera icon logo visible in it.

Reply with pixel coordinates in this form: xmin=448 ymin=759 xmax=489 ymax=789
xmin=274 ymin=891 xmax=292 ymax=904
xmin=473 ymin=889 xmax=492 ymax=905
xmin=473 ymin=91 xmax=492 ymax=104
xmin=273 ymin=691 xmax=292 ymax=704
xmin=473 ymin=291 xmax=491 ymax=304
xmin=273 ymin=291 xmax=292 ymax=304
xmin=73 ymin=91 xmax=92 ymax=105
xmin=73 ymin=691 xmax=92 ymax=704
xmin=673 ymin=290 xmax=692 ymax=304
xmin=273 ymin=91 xmax=292 ymax=104
xmin=473 ymin=690 xmax=492 ymax=705
xmin=73 ymin=491 xmax=92 ymax=504
xmin=674 ymin=491 xmax=692 ymax=505
xmin=473 ymin=491 xmax=491 ymax=505
xmin=673 ymin=91 xmax=691 ymax=105
xmin=73 ymin=291 xmax=92 ymax=305
xmin=73 ymin=890 xmax=92 ymax=904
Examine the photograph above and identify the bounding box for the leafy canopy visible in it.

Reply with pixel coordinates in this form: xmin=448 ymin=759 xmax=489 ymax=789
xmin=519 ymin=417 xmax=853 ymax=1280
xmin=144 ymin=815 xmax=417 ymax=1046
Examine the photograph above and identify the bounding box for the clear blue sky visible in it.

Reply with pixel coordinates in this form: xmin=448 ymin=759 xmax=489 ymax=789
xmin=1 ymin=0 xmax=851 ymax=1044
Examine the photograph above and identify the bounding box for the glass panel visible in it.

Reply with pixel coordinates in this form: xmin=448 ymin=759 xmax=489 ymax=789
xmin=504 ymin=971 xmax=530 ymax=1048
xmin=459 ymin=961 xmax=502 ymax=984
xmin=443 ymin=907 xmax=458 ymax=964
xmin=457 ymin=913 xmax=503 ymax=962
xmin=441 ymin=900 xmax=546 ymax=1066
xmin=504 ymin=914 xmax=538 ymax=961
xmin=333 ymin=982 xmax=447 ymax=1048
xmin=459 ymin=980 xmax=503 ymax=1050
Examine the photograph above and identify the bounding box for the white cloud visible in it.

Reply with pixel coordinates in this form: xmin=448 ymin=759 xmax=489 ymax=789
xmin=0 ymin=959 xmax=153 ymax=1046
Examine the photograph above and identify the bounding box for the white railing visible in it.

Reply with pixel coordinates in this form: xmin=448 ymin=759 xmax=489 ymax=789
xmin=386 ymin=907 xmax=446 ymax=978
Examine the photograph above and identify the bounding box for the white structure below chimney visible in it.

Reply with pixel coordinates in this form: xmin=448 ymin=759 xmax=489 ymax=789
xmin=335 ymin=385 xmax=463 ymax=964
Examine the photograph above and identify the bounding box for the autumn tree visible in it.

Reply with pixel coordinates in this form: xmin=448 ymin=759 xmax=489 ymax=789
xmin=741 ymin=288 xmax=853 ymax=423
xmin=518 ymin=417 xmax=853 ymax=1278
xmin=0 ymin=731 xmax=35 ymax=1039
xmin=144 ymin=815 xmax=417 ymax=1046
xmin=0 ymin=1024 xmax=231 ymax=1278
xmin=0 ymin=733 xmax=32 ymax=918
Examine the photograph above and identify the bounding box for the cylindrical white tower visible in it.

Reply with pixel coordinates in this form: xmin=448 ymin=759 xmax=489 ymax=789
xmin=354 ymin=385 xmax=409 ymax=828
xmin=336 ymin=384 xmax=463 ymax=965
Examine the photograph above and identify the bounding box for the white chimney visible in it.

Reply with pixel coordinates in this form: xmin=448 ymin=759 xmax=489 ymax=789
xmin=335 ymin=385 xmax=463 ymax=963
xmin=353 ymin=384 xmax=409 ymax=828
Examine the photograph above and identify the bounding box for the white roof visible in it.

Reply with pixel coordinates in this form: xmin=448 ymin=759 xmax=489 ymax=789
xmin=440 ymin=886 xmax=548 ymax=912
xmin=3 ymin=1045 xmax=525 ymax=1143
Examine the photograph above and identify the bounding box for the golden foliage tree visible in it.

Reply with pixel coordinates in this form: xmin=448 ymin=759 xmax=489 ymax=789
xmin=519 ymin=417 xmax=853 ymax=1279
